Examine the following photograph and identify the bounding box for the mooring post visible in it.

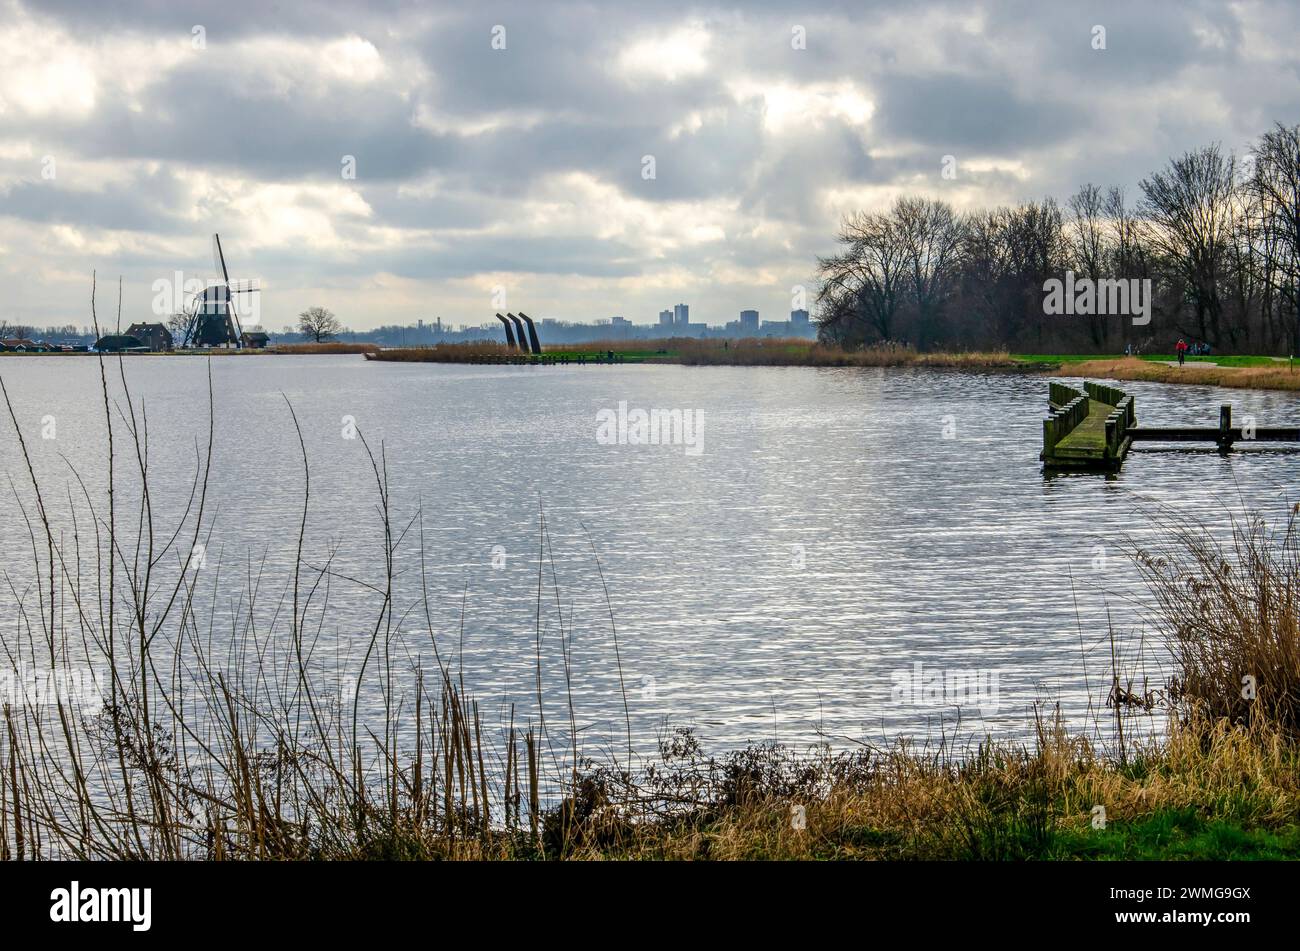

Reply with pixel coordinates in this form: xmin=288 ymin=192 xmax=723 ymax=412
xmin=1218 ymin=404 xmax=1232 ymax=453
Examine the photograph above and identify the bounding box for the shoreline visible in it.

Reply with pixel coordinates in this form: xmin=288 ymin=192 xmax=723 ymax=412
xmin=1050 ymin=356 xmax=1300 ymax=392
xmin=8 ymin=345 xmax=1300 ymax=395
xmin=0 ymin=344 xmax=381 ymax=357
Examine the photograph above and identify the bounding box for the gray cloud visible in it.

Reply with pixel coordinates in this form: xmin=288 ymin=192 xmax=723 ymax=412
xmin=1 ymin=0 xmax=1298 ymax=330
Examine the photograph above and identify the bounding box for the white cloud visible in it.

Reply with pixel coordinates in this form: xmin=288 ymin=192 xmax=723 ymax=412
xmin=727 ymin=79 xmax=875 ymax=135
xmin=0 ymin=13 xmax=98 ymax=117
xmin=616 ymin=23 xmax=712 ymax=82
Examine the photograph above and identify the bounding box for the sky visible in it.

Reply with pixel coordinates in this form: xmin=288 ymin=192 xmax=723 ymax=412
xmin=1 ymin=0 xmax=1298 ymax=332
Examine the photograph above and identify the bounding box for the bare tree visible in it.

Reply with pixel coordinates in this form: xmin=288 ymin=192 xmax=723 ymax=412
xmin=1248 ymin=123 xmax=1300 ymax=352
xmin=1140 ymin=144 xmax=1239 ymax=346
xmin=298 ymin=306 xmax=342 ymax=342
xmin=1 ymin=322 xmax=34 ymax=340
xmin=957 ymin=208 xmax=1017 ymax=346
xmin=892 ymin=196 xmax=963 ymax=348
xmin=817 ymin=211 xmax=907 ymax=344
xmin=984 ymin=199 xmax=1063 ymax=351
xmin=1068 ymin=183 xmax=1110 ymax=347
xmin=166 ymin=313 xmax=192 ymax=348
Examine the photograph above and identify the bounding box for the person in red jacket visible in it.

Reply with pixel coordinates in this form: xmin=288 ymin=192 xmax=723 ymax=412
xmin=1176 ymin=338 xmax=1188 ymax=366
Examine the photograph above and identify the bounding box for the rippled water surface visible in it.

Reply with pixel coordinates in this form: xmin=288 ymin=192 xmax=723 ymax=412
xmin=2 ymin=355 xmax=1298 ymax=756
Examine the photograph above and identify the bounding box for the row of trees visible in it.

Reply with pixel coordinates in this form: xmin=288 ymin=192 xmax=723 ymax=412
xmin=816 ymin=122 xmax=1300 ymax=354
xmin=3 ymin=310 xmax=344 ymax=346
xmin=158 ymin=307 xmax=343 ymax=346
xmin=0 ymin=321 xmax=85 ymax=341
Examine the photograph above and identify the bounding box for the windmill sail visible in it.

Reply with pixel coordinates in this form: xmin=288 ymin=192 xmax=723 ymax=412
xmin=213 ymin=233 xmax=230 ymax=284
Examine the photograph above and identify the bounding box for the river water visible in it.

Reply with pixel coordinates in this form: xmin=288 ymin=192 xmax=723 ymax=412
xmin=1 ymin=355 xmax=1297 ymax=761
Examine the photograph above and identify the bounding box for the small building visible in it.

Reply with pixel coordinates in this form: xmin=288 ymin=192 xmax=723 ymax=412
xmin=125 ymin=322 xmax=174 ymax=352
xmin=241 ymin=330 xmax=270 ymax=349
xmin=1 ymin=337 xmax=38 ymax=352
xmin=93 ymin=334 xmax=149 ymax=354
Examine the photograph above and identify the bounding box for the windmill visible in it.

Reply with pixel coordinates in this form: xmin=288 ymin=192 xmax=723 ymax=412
xmin=186 ymin=234 xmax=261 ymax=348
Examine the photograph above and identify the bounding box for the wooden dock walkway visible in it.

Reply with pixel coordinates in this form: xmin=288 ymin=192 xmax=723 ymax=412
xmin=1042 ymin=381 xmax=1300 ymax=471
xmin=1042 ymin=382 xmax=1134 ymax=471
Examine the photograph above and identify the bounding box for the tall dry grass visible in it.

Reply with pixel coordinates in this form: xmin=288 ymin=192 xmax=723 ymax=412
xmin=367 ymin=342 xmax=520 ymax=362
xmin=665 ymin=338 xmax=1013 ymax=367
xmin=1127 ymin=509 xmax=1300 ymax=736
xmin=273 ymin=342 xmax=380 ymax=355
xmin=366 ymin=337 xmax=1014 ymax=368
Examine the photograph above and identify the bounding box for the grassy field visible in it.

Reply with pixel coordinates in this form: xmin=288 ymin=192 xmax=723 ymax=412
xmin=1137 ymin=354 xmax=1289 ymax=368
xmin=1048 ymin=356 xmax=1300 ymax=391
xmin=1017 ymin=353 xmax=1291 ymax=369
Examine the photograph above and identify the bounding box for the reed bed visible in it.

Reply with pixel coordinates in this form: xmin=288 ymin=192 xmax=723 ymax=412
xmin=366 ymin=338 xmax=1015 ymax=368
xmin=1126 ymin=510 xmax=1300 ymax=737
xmin=657 ymin=338 xmax=1014 ymax=367
xmin=272 ymin=342 xmax=381 ymax=355
xmin=367 ymin=341 xmax=518 ymax=362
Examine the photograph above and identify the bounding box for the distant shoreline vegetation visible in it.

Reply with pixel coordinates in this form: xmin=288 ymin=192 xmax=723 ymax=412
xmin=0 ymin=341 xmax=381 ymax=356
xmin=8 ymin=339 xmax=1300 ymax=393
xmin=366 ymin=338 xmax=1016 ymax=367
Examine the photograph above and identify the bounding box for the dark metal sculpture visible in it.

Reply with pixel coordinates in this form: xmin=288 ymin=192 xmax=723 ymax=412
xmin=507 ymin=314 xmax=529 ymax=353
xmin=518 ymin=312 xmax=542 ymax=355
xmin=495 ymin=312 xmax=519 ymax=349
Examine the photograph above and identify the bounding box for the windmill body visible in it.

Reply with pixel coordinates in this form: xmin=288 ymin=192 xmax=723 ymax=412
xmin=186 ymin=233 xmax=260 ymax=348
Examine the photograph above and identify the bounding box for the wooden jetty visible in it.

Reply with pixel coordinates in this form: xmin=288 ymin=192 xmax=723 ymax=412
xmin=1043 ymin=381 xmax=1300 ymax=471
xmin=1042 ymin=381 xmax=1135 ymax=471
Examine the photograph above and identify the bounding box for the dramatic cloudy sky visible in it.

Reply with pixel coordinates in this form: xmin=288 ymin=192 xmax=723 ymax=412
xmin=1 ymin=0 xmax=1298 ymax=332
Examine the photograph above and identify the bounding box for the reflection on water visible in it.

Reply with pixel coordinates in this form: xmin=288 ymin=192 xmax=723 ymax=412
xmin=1 ymin=355 xmax=1298 ymax=757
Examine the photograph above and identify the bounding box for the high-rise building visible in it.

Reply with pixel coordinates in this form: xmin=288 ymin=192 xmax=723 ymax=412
xmin=791 ymin=309 xmax=809 ymax=327
xmin=674 ymin=303 xmax=689 ymax=326
xmin=659 ymin=309 xmax=673 ymax=327
xmin=740 ymin=309 xmax=759 ymax=333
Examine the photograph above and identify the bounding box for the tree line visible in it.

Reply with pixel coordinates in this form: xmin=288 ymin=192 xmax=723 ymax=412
xmin=816 ymin=122 xmax=1300 ymax=355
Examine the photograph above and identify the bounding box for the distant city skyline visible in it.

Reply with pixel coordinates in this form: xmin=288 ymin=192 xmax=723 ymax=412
xmin=3 ymin=1 xmax=1298 ymax=330
xmin=3 ymin=304 xmax=818 ymax=346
